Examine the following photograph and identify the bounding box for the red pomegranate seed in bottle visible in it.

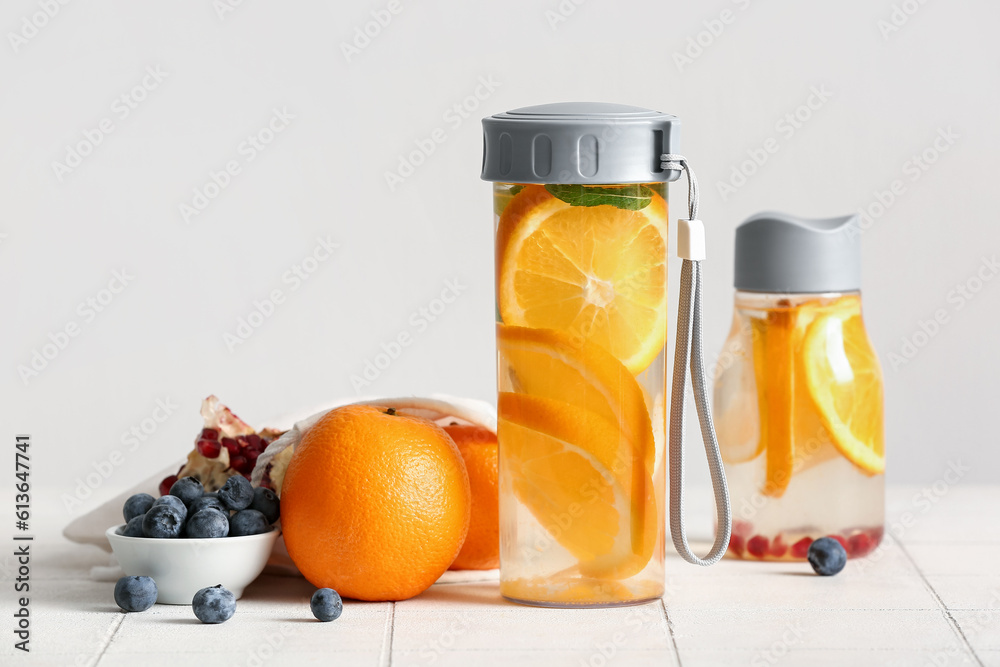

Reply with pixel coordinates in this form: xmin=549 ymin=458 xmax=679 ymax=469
xmin=197 ymin=438 xmax=222 ymax=458
xmin=830 ymin=535 xmax=849 ymax=552
xmin=790 ymin=537 xmax=813 ymax=559
xmin=868 ymin=526 xmax=885 ymax=543
xmin=200 ymin=427 xmax=219 ymax=441
xmin=747 ymin=535 xmax=769 ymax=558
xmin=769 ymin=535 xmax=788 ymax=558
xmin=732 ymin=519 xmax=753 ymax=537
xmin=729 ymin=534 xmax=745 ymax=557
xmin=159 ymin=475 xmax=178 ymax=496
xmin=848 ymin=532 xmax=874 ymax=557
xmin=245 ymin=433 xmax=261 ymax=449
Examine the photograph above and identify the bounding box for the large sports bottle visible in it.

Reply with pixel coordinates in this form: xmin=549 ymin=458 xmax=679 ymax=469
xmin=481 ymin=103 xmax=731 ymax=607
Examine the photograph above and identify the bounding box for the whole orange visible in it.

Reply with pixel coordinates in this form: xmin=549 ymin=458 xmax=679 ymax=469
xmin=281 ymin=405 xmax=471 ymax=601
xmin=445 ymin=424 xmax=500 ymax=570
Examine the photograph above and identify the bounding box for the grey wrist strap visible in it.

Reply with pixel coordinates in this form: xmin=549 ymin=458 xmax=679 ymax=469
xmin=661 ymin=154 xmax=732 ymax=566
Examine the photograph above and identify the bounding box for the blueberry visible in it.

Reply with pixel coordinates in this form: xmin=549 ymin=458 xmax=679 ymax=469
xmin=218 ymin=476 xmax=254 ymax=511
xmin=120 ymin=515 xmax=146 ymax=537
xmin=189 ymin=494 xmax=226 ymax=516
xmin=123 ymin=493 xmax=155 ymax=522
xmin=152 ymin=494 xmax=188 ymax=523
xmin=250 ymin=487 xmax=280 ymax=524
xmin=807 ymin=536 xmax=848 ymax=576
xmin=114 ymin=576 xmax=157 ymax=612
xmin=228 ymin=509 xmax=269 ymax=537
xmin=192 ymin=584 xmax=236 ymax=624
xmin=186 ymin=508 xmax=230 ymax=539
xmin=310 ymin=588 xmax=343 ymax=622
xmin=169 ymin=476 xmax=204 ymax=507
xmin=142 ymin=503 xmax=185 ymax=538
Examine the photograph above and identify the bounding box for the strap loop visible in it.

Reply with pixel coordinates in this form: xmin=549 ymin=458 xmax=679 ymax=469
xmin=661 ymin=153 xmax=732 ymax=566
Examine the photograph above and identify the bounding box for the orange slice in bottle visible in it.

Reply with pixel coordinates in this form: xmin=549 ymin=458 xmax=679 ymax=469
xmin=497 ymin=324 xmax=654 ymax=473
xmin=498 ymin=392 xmax=657 ymax=580
xmin=801 ymin=297 xmax=885 ymax=475
xmin=751 ymin=307 xmax=797 ymax=497
xmin=496 ymin=185 xmax=669 ymax=374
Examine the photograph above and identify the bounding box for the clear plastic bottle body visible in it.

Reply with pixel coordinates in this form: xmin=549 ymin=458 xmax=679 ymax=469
xmin=492 ymin=182 xmax=667 ymax=606
xmin=713 ymin=290 xmax=885 ymax=560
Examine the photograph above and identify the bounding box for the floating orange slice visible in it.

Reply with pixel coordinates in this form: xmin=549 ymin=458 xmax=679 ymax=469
xmin=496 ymin=324 xmax=654 ymax=473
xmin=802 ymin=297 xmax=885 ymax=475
xmin=496 ymin=185 xmax=669 ymax=374
xmin=498 ymin=392 xmax=657 ymax=580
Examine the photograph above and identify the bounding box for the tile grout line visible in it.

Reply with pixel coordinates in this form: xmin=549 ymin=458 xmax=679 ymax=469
xmin=90 ymin=612 xmax=126 ymax=667
xmin=378 ymin=601 xmax=396 ymax=667
xmin=895 ymin=539 xmax=985 ymax=667
xmin=659 ymin=598 xmax=683 ymax=667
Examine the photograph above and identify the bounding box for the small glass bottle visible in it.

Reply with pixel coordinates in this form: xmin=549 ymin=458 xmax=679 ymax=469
xmin=713 ymin=212 xmax=885 ymax=561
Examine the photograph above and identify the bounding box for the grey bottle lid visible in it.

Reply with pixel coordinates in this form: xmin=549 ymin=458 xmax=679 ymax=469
xmin=481 ymin=102 xmax=681 ymax=184
xmin=734 ymin=212 xmax=861 ymax=293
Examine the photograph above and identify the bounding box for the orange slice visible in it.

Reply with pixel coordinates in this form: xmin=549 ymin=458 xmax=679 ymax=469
xmin=802 ymin=297 xmax=885 ymax=475
xmin=496 ymin=185 xmax=669 ymax=374
xmin=498 ymin=392 xmax=657 ymax=579
xmin=497 ymin=324 xmax=654 ymax=473
xmin=752 ymin=308 xmax=796 ymax=497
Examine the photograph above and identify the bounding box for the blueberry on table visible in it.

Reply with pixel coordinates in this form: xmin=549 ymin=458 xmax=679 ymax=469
xmin=143 ymin=503 xmax=185 ymax=538
xmin=151 ymin=494 xmax=188 ymax=523
xmin=218 ymin=475 xmax=254 ymax=511
xmin=123 ymin=493 xmax=155 ymax=522
xmin=310 ymin=588 xmax=343 ymax=622
xmin=114 ymin=576 xmax=157 ymax=612
xmin=169 ymin=476 xmax=204 ymax=507
xmin=250 ymin=487 xmax=280 ymax=524
xmin=229 ymin=509 xmax=269 ymax=537
xmin=192 ymin=585 xmax=236 ymax=624
xmin=120 ymin=515 xmax=145 ymax=537
xmin=189 ymin=494 xmax=226 ymax=516
xmin=807 ymin=536 xmax=848 ymax=576
xmin=186 ymin=508 xmax=230 ymax=539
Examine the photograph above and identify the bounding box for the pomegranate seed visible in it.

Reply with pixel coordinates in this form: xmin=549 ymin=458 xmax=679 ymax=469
xmin=159 ymin=475 xmax=178 ymax=496
xmin=732 ymin=520 xmax=753 ymax=537
xmin=848 ymin=532 xmax=875 ymax=558
xmin=769 ymin=535 xmax=788 ymax=558
xmin=200 ymin=427 xmax=219 ymax=441
xmin=222 ymin=437 xmax=240 ymax=456
xmin=829 ymin=535 xmax=849 ymax=552
xmin=747 ymin=535 xmax=769 ymax=558
xmin=729 ymin=534 xmax=745 ymax=557
xmin=868 ymin=526 xmax=885 ymax=543
xmin=245 ymin=433 xmax=262 ymax=449
xmin=230 ymin=455 xmax=254 ymax=474
xmin=197 ymin=438 xmax=222 ymax=458
xmin=791 ymin=537 xmax=813 ymax=559
xmin=245 ymin=449 xmax=260 ymax=464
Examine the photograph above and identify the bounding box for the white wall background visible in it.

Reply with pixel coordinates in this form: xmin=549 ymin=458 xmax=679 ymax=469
xmin=3 ymin=0 xmax=998 ymax=525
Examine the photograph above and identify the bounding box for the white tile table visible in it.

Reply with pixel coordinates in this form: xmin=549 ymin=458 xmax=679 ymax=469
xmin=5 ymin=485 xmax=996 ymax=666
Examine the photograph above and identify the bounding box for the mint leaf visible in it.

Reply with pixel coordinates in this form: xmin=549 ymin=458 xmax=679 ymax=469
xmin=509 ymin=185 xmax=525 ymax=196
xmin=544 ymin=184 xmax=653 ymax=210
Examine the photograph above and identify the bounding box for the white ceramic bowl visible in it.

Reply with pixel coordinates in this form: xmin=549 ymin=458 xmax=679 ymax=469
xmin=106 ymin=525 xmax=280 ymax=605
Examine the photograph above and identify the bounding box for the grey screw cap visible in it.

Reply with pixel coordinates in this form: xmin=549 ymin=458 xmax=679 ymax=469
xmin=481 ymin=102 xmax=681 ymax=185
xmin=734 ymin=211 xmax=861 ymax=293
